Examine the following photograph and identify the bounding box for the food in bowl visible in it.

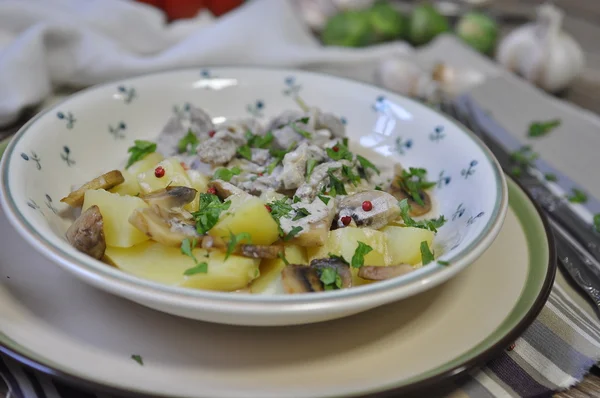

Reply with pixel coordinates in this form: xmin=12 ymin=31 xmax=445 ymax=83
xmin=61 ymin=101 xmax=447 ymax=294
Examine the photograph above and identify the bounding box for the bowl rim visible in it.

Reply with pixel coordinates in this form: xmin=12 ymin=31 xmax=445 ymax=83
xmin=0 ymin=66 xmax=508 ymax=311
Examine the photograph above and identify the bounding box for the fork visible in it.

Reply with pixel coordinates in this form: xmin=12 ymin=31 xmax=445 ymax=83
xmin=438 ymin=98 xmax=600 ymax=314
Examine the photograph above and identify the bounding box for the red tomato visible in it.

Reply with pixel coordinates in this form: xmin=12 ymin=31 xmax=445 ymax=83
xmin=205 ymin=0 xmax=244 ymax=16
xmin=135 ymin=0 xmax=163 ymax=8
xmin=162 ymin=0 xmax=206 ymax=20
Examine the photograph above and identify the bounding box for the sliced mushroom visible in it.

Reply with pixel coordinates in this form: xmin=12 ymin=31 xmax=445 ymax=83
xmin=66 ymin=205 xmax=106 ymax=259
xmin=129 ymin=205 xmax=200 ymax=247
xmin=208 ymin=179 xmax=249 ymax=200
xmin=281 ymin=265 xmax=324 ymax=293
xmin=358 ymin=264 xmax=415 ymax=281
xmin=236 ymin=244 xmax=283 ymax=259
xmin=391 ymin=189 xmax=432 ymax=217
xmin=310 ymin=258 xmax=352 ymax=288
xmin=61 ymin=170 xmax=125 ymax=207
xmin=140 ymin=186 xmax=197 ymax=209
xmin=336 ymin=191 xmax=400 ymax=230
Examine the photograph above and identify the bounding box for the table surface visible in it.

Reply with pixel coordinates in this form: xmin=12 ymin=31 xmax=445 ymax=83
xmin=492 ymin=2 xmax=600 ymax=397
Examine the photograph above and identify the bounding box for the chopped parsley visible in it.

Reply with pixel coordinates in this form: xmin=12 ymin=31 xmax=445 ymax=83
xmin=318 ymin=194 xmax=331 ymax=205
xmin=177 ymin=130 xmax=200 ymax=154
xmin=131 ymin=354 xmax=144 ymax=366
xmin=437 ymin=260 xmax=450 ymax=266
xmin=594 ymin=214 xmax=600 ymax=233
xmin=319 ymin=267 xmax=342 ymax=290
xmin=291 ymin=118 xmax=312 ymax=139
xmin=213 ymin=166 xmax=241 ymax=182
xmin=181 ymin=238 xmax=208 ymax=275
xmin=246 ymin=130 xmax=274 ymax=149
xmin=328 ymin=253 xmax=349 ymax=265
xmin=420 ymin=241 xmax=434 ymax=265
xmin=397 ymin=168 xmax=436 ymax=206
xmin=225 ymin=231 xmax=252 ymax=260
xmin=544 ymin=173 xmax=558 ymax=182
xmin=306 ymin=158 xmax=318 ymax=179
xmin=267 ymin=142 xmax=296 ymax=174
xmin=326 ymin=141 xmax=353 ymax=161
xmin=567 ymin=188 xmax=588 ymax=204
xmin=510 ymin=146 xmax=538 ymax=177
xmin=192 ymin=194 xmax=231 ymax=234
xmin=283 ymin=226 xmax=303 ymax=241
xmin=327 ymin=168 xmax=347 ymax=196
xmin=126 ymin=140 xmax=156 ymax=169
xmin=237 ymin=145 xmax=252 ymax=161
xmin=374 ymin=185 xmax=383 ymax=191
xmin=351 ymin=241 xmax=373 ymax=268
xmin=293 ymin=207 xmax=311 ymax=221
xmin=528 ymin=119 xmax=561 ymax=138
xmin=293 ymin=196 xmax=301 ymax=203
xmin=268 ymin=199 xmax=293 ymax=222
xmin=356 ymin=154 xmax=380 ymax=176
xmin=342 ymin=165 xmax=361 ymax=186
xmin=398 ymin=199 xmax=446 ymax=233
xmin=278 ymin=251 xmax=290 ymax=265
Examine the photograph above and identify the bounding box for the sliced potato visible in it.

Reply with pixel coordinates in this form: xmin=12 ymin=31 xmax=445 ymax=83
xmin=82 ymin=189 xmax=149 ymax=248
xmin=105 ymin=241 xmax=260 ymax=291
xmin=137 ymin=158 xmax=191 ymax=195
xmin=61 ymin=170 xmax=125 ymax=207
xmin=250 ymin=245 xmax=307 ymax=293
xmin=209 ymin=197 xmax=279 ymax=245
xmin=382 ymin=226 xmax=434 ymax=265
xmin=110 ymin=170 xmax=140 ymax=196
xmin=187 ymin=169 xmax=210 ymax=211
xmin=111 ymin=153 xmax=165 ymax=197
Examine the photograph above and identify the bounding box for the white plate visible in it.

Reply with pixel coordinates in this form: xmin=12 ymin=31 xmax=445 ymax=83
xmin=0 ymin=178 xmax=554 ymax=397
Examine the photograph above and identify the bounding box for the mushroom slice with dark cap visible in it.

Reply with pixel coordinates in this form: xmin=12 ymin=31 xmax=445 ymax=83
xmin=140 ymin=186 xmax=197 ymax=209
xmin=208 ymin=179 xmax=250 ymax=200
xmin=281 ymin=265 xmax=324 ymax=293
xmin=66 ymin=205 xmax=106 ymax=260
xmin=310 ymin=258 xmax=352 ymax=288
xmin=358 ymin=264 xmax=415 ymax=281
xmin=238 ymin=244 xmax=284 ymax=259
xmin=388 ymin=164 xmax=433 ymax=217
xmin=336 ymin=191 xmax=400 ymax=230
xmin=129 ymin=205 xmax=201 ymax=247
xmin=61 ymin=170 xmax=125 ymax=207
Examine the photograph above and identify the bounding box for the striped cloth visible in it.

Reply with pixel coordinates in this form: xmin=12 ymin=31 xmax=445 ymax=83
xmin=1 ymin=103 xmax=600 ymax=398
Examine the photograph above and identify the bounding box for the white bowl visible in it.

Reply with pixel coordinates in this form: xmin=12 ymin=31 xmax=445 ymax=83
xmin=0 ymin=67 xmax=508 ymax=326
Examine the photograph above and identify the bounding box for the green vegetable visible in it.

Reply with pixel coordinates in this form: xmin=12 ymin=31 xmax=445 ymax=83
xmin=318 ymin=194 xmax=331 ymax=205
xmin=351 ymin=241 xmax=373 ymax=268
xmin=131 ymin=354 xmax=144 ymax=366
xmin=567 ymin=189 xmax=588 ymax=204
xmin=246 ymin=131 xmax=274 ymax=149
xmin=327 ymin=169 xmax=348 ymax=197
xmin=293 ymin=207 xmax=311 ymax=221
xmin=438 ymin=260 xmax=450 ymax=266
xmin=278 ymin=251 xmax=290 ymax=266
xmin=181 ymin=238 xmax=208 ymax=275
xmin=397 ymin=167 xmax=436 ymax=206
xmin=409 ymin=4 xmax=450 ymax=46
xmin=267 ymin=142 xmax=296 ymax=174
xmin=284 ymin=226 xmax=303 ymax=241
xmin=213 ymin=166 xmax=241 ymax=182
xmin=455 ymin=12 xmax=498 ymax=55
xmin=326 ymin=141 xmax=353 ymax=161
xmin=510 ymin=146 xmax=539 ymax=177
xmin=544 ymin=173 xmax=558 ymax=182
xmin=322 ymin=10 xmax=373 ymax=48
xmin=192 ymin=194 xmax=231 ymax=234
xmin=528 ymin=119 xmax=561 ymax=138
xmin=177 ymin=130 xmax=200 ymax=154
xmin=319 ymin=267 xmax=343 ymax=290
xmin=420 ymin=241 xmax=434 ymax=265
xmin=594 ymin=214 xmax=600 ymax=233
xmin=306 ymin=158 xmax=318 ymax=179
xmin=225 ymin=231 xmax=252 ymax=260
xmin=293 ymin=196 xmax=301 ymax=203
xmin=356 ymin=154 xmax=380 ymax=176
xmin=267 ymin=199 xmax=293 ymax=222
xmin=329 ymin=253 xmax=349 ymax=265
xmin=368 ymin=1 xmax=409 ymax=43
xmin=126 ymin=140 xmax=157 ymax=169
xmin=399 ymin=199 xmax=446 ymax=232
xmin=342 ymin=165 xmax=361 ymax=186
xmin=237 ymin=145 xmax=252 ymax=161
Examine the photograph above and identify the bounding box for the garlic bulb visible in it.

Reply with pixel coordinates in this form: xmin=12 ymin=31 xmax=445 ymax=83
xmin=375 ymin=58 xmax=440 ymax=101
xmin=496 ymin=3 xmax=585 ymax=93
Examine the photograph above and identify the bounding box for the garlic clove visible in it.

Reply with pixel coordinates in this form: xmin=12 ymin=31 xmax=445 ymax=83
xmin=375 ymin=57 xmax=440 ymax=101
xmin=431 ymin=63 xmax=486 ymax=96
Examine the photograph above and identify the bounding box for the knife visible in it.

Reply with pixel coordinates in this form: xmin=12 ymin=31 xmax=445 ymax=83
xmin=456 ymin=97 xmax=600 ymax=266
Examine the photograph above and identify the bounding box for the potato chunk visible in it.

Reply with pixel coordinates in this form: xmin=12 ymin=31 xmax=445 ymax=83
xmin=209 ymin=197 xmax=279 ymax=246
xmin=82 ymin=189 xmax=149 ymax=248
xmin=250 ymin=245 xmax=307 ymax=293
xmin=137 ymin=157 xmax=191 ymax=194
xmin=105 ymin=241 xmax=259 ymax=291
xmin=111 ymin=152 xmax=165 ymax=197
xmin=382 ymin=226 xmax=434 ymax=265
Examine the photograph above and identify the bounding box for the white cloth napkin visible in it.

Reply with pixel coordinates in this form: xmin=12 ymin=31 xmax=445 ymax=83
xmin=0 ymin=0 xmax=413 ymax=127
